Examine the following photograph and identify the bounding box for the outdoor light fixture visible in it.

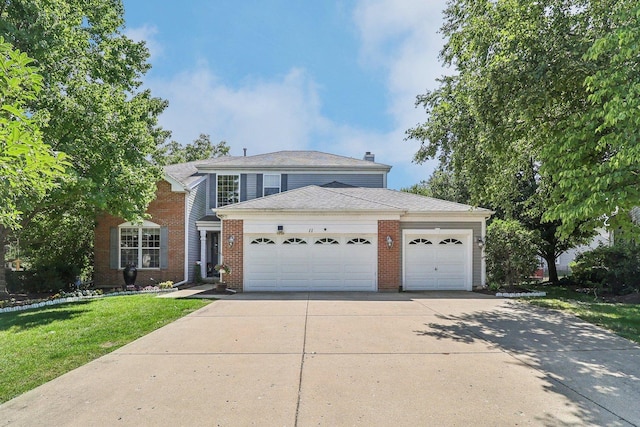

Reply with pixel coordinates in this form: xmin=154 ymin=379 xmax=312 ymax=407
xmin=228 ymin=235 xmax=235 ymax=248
xmin=386 ymin=235 xmax=394 ymax=249
xmin=477 ymin=236 xmax=484 ymax=248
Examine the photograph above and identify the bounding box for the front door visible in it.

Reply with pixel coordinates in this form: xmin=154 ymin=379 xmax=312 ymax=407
xmin=209 ymin=232 xmax=219 ymax=277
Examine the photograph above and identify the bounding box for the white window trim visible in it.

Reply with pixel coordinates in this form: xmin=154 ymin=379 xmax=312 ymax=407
xmin=216 ymin=174 xmax=241 ymax=207
xmin=118 ymin=220 xmax=161 ymax=270
xmin=263 ymin=173 xmax=281 ymax=196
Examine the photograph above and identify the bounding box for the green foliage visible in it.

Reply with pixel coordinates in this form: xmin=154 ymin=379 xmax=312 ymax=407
xmin=405 ymin=0 xmax=629 ymax=282
xmin=402 ymin=167 xmax=471 ymax=204
xmin=157 ymin=280 xmax=174 ymax=289
xmin=407 ymin=0 xmax=640 ymax=235
xmin=486 ymin=219 xmax=539 ymax=287
xmin=1 ymin=1 xmax=169 ymax=288
xmin=0 ymin=37 xmax=68 ymax=229
xmin=571 ymin=242 xmax=640 ymax=295
xmin=0 ymin=295 xmax=210 ymax=403
xmin=154 ymin=134 xmax=231 ymax=165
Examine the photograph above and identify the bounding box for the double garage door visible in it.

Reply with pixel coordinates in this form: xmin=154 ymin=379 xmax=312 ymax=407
xmin=244 ymin=235 xmax=377 ymax=291
xmin=403 ymin=233 xmax=471 ymax=291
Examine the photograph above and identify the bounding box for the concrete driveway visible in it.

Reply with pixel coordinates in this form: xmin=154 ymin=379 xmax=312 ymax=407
xmin=1 ymin=292 xmax=639 ymax=426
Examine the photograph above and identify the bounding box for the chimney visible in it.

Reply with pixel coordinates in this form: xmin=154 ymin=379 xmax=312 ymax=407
xmin=243 ymin=148 xmax=247 ymax=157
xmin=363 ymin=151 xmax=375 ymax=162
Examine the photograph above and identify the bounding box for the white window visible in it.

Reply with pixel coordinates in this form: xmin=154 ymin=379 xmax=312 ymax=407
xmin=217 ymin=174 xmax=240 ymax=207
xmin=263 ymin=174 xmax=281 ymax=196
xmin=119 ymin=224 xmax=161 ymax=269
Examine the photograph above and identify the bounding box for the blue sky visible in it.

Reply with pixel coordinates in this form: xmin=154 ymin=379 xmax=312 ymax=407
xmin=122 ymin=0 xmax=449 ymax=189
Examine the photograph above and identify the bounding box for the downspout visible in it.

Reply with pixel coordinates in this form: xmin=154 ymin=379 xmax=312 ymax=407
xmin=179 ymin=188 xmax=191 ymax=286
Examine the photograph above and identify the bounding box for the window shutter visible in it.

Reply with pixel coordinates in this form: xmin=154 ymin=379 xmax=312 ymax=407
xmin=281 ymin=174 xmax=288 ymax=192
xmin=210 ymin=173 xmax=216 ymax=208
xmin=240 ymin=174 xmax=247 ymax=202
xmin=256 ymin=174 xmax=263 ymax=198
xmin=160 ymin=226 xmax=168 ymax=269
xmin=110 ymin=227 xmax=118 ymax=269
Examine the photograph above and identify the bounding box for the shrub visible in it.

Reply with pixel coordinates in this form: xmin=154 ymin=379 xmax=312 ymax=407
xmin=158 ymin=281 xmax=174 ymax=289
xmin=486 ymin=219 xmax=539 ymax=287
xmin=571 ymin=241 xmax=640 ymax=295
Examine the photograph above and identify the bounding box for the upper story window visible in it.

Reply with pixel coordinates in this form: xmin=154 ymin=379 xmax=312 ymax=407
xmin=119 ymin=222 xmax=160 ymax=269
xmin=263 ymin=174 xmax=281 ymax=196
xmin=217 ymin=174 xmax=239 ymax=207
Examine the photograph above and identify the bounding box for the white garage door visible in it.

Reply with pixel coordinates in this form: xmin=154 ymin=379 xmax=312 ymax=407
xmin=404 ymin=233 xmax=471 ymax=291
xmin=244 ymin=235 xmax=377 ymax=291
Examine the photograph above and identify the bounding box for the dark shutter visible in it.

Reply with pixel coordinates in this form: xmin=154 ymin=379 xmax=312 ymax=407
xmin=210 ymin=174 xmax=216 ymax=209
xmin=160 ymin=226 xmax=168 ymax=269
xmin=240 ymin=174 xmax=247 ymax=202
xmin=281 ymin=174 xmax=288 ymax=192
xmin=256 ymin=174 xmax=263 ymax=198
xmin=110 ymin=227 xmax=119 ymax=269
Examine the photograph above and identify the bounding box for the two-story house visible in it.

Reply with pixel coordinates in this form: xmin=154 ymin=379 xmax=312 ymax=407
xmin=94 ymin=150 xmax=491 ymax=292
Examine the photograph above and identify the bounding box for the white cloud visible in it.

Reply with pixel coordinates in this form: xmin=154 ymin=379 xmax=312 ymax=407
xmin=124 ymin=24 xmax=164 ymax=60
xmin=149 ymin=66 xmax=329 ymax=156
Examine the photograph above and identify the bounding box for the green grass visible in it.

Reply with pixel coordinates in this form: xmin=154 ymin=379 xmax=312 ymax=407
xmin=0 ymin=295 xmax=210 ymax=403
xmin=525 ymin=286 xmax=640 ymax=344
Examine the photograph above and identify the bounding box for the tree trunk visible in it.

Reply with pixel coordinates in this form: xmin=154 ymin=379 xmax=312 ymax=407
xmin=0 ymin=225 xmax=7 ymax=294
xmin=544 ymin=254 xmax=559 ymax=284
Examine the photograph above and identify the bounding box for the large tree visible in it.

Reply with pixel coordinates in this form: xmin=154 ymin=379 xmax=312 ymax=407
xmin=0 ymin=37 xmax=68 ymax=292
xmin=1 ymin=1 xmax=168 ymax=290
xmin=407 ymin=0 xmax=639 ymax=280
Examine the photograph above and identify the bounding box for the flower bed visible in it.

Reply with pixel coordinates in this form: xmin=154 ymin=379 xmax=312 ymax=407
xmin=0 ymin=287 xmax=177 ymax=314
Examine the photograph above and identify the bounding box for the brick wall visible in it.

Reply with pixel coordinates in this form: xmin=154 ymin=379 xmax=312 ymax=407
xmin=221 ymin=219 xmax=243 ymax=291
xmin=378 ymin=220 xmax=401 ymax=291
xmin=94 ymin=181 xmax=186 ymax=288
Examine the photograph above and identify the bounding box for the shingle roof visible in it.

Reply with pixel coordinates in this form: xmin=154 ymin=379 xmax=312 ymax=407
xmin=163 ymin=160 xmax=208 ymax=188
xmin=216 ymin=186 xmax=491 ymax=214
xmin=195 ymin=151 xmax=391 ymax=171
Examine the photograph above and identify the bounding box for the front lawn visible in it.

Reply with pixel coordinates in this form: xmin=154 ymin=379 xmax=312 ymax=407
xmin=524 ymin=286 xmax=640 ymax=344
xmin=0 ymin=295 xmax=210 ymax=403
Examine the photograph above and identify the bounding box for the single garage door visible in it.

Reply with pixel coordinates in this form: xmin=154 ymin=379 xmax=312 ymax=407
xmin=244 ymin=235 xmax=377 ymax=291
xmin=404 ymin=233 xmax=471 ymax=290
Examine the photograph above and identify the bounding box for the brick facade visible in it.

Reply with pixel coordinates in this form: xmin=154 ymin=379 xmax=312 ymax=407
xmin=377 ymin=220 xmax=401 ymax=291
xmin=94 ymin=181 xmax=186 ymax=288
xmin=221 ymin=219 xmax=243 ymax=291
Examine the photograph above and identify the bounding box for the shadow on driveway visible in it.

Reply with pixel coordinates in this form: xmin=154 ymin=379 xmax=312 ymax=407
xmin=415 ymin=301 xmax=640 ymax=425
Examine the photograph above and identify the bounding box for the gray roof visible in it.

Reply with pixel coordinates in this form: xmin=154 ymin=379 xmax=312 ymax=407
xmin=195 ymin=151 xmax=391 ymax=172
xmin=164 ymin=161 xmax=207 ymax=189
xmin=216 ymin=186 xmax=492 ymax=215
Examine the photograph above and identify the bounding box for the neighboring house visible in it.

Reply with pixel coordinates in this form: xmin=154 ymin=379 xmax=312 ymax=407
xmin=550 ymin=228 xmax=613 ymax=275
xmin=94 ymin=150 xmax=492 ymax=291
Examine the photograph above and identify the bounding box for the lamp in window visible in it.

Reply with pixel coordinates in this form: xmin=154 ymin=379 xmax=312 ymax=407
xmin=477 ymin=236 xmax=484 ymax=248
xmin=386 ymin=235 xmax=393 ymax=249
xmin=228 ymin=235 xmax=235 ymax=248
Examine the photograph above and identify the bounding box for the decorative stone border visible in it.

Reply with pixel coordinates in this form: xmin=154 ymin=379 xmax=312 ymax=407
xmin=495 ymin=291 xmax=546 ymax=298
xmin=0 ymin=288 xmax=177 ymax=314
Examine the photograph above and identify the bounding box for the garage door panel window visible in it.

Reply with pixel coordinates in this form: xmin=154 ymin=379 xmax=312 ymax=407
xmin=283 ymin=238 xmax=307 ymax=244
xmin=347 ymin=238 xmax=371 ymax=245
xmin=251 ymin=238 xmax=275 ymax=245
xmin=439 ymin=238 xmax=462 ymax=245
xmin=409 ymin=238 xmax=432 ymax=245
xmin=315 ymin=238 xmax=339 ymax=245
